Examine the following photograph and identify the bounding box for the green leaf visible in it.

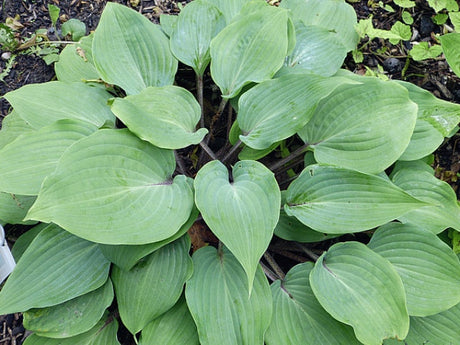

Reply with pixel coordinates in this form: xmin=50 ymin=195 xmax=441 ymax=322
xmin=356 ymin=18 xmax=405 ymax=41
xmin=92 ymin=2 xmax=177 ymax=95
xmin=402 ymin=11 xmax=414 ymax=24
xmin=285 ymin=165 xmax=426 ymax=234
xmin=0 ymin=193 xmax=36 ymax=225
xmin=427 ymin=0 xmax=458 ymax=12
xmin=210 ymin=4 xmax=289 ymax=98
xmin=212 ymin=0 xmax=251 ymax=24
xmin=0 ymin=120 xmax=97 ymax=195
xmin=99 ymin=207 xmax=198 ymax=271
xmin=159 ymin=14 xmax=177 ymax=37
xmin=112 ymin=236 xmax=192 ymax=334
xmin=23 ymin=279 xmax=114 ymax=338
xmin=170 ymin=0 xmax=225 ymax=76
xmin=61 ymin=19 xmax=86 ymax=41
xmin=11 ymin=223 xmax=45 ymax=261
xmin=4 ymin=82 xmax=116 ymax=129
xmin=391 ymin=162 xmax=460 ymax=233
xmin=281 ymin=0 xmax=358 ymax=51
xmin=440 ymin=33 xmax=460 ymax=78
xmin=27 ymin=129 xmax=194 ymax=245
xmin=23 ymin=312 xmax=120 ymax=345
xmin=111 ymin=86 xmax=207 ymax=149
xmin=48 ymin=4 xmax=60 ymax=27
xmin=310 ymin=242 xmax=409 ymax=345
xmin=194 ymin=160 xmax=280 ymax=290
xmin=266 ymin=262 xmax=359 ymax=345
xmin=139 ymin=295 xmax=199 ymax=345
xmin=368 ymin=223 xmax=460 ymax=316
xmin=0 ymin=111 xmax=34 ymax=150
xmin=450 ymin=12 xmax=460 ymax=31
xmin=0 ymin=224 xmax=110 ymax=314
xmin=298 ymin=77 xmax=417 ymax=173
xmin=237 ymin=73 xmax=357 ymax=150
xmin=185 ymin=246 xmax=272 ymax=345
xmin=410 ymin=42 xmax=443 ymax=61
xmin=389 ymin=21 xmax=411 ymax=44
xmin=394 ymin=0 xmax=416 ymax=8
xmin=399 ymin=119 xmax=444 ymax=161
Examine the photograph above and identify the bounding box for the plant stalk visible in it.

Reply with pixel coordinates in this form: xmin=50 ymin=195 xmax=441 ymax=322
xmin=196 ymin=73 xmax=205 ymax=128
xmin=263 ymin=252 xmax=285 ymax=280
xmin=199 ymin=140 xmax=218 ymax=161
xmin=268 ymin=143 xmax=310 ymax=172
xmin=221 ymin=140 xmax=242 ymax=164
xmin=174 ymin=150 xmax=187 ymax=175
xmin=260 ymin=261 xmax=279 ymax=282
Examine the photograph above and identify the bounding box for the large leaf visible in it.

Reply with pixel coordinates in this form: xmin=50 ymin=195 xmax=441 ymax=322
xmin=139 ymin=296 xmax=199 ymax=345
xmin=4 ymin=82 xmax=116 ymax=129
xmin=185 ymin=246 xmax=272 ymax=345
xmin=285 ymin=165 xmax=426 ymax=234
xmin=368 ymin=223 xmax=460 ymax=316
xmin=266 ymin=262 xmax=359 ymax=345
xmin=0 ymin=120 xmax=97 ymax=195
xmin=110 ymin=86 xmax=207 ymax=149
xmin=92 ymin=2 xmax=177 ymax=95
xmin=27 ymin=129 xmax=194 ymax=245
xmin=111 ymin=236 xmax=193 ymax=334
xmin=440 ymin=32 xmax=460 ymax=78
xmin=391 ymin=161 xmax=460 ymax=233
xmin=0 ymin=111 xmax=34 ymax=150
xmin=210 ymin=3 xmax=289 ymax=98
xmin=298 ymin=78 xmax=417 ymax=173
xmin=23 ymin=312 xmax=120 ymax=345
xmin=170 ymin=0 xmax=225 ymax=76
xmin=194 ymin=160 xmax=280 ymax=290
xmin=11 ymin=223 xmax=46 ymax=261
xmin=0 ymin=224 xmax=110 ymax=314
xmin=310 ymin=242 xmax=409 ymax=345
xmin=237 ymin=73 xmax=358 ymax=150
xmin=0 ymin=193 xmax=36 ymax=225
xmin=212 ymin=0 xmax=251 ymax=24
xmin=399 ymin=119 xmax=444 ymax=161
xmin=23 ymin=279 xmax=114 ymax=338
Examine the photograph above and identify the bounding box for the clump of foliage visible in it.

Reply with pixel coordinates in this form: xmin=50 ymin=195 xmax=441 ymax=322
xmin=1 ymin=0 xmax=460 ymax=344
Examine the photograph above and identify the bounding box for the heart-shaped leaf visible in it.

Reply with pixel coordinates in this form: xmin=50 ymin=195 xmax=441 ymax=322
xmin=185 ymin=246 xmax=272 ymax=345
xmin=92 ymin=2 xmax=177 ymax=95
xmin=194 ymin=160 xmax=280 ymax=290
xmin=111 ymin=86 xmax=207 ymax=149
xmin=111 ymin=236 xmax=193 ymax=334
xmin=310 ymin=241 xmax=409 ymax=345
xmin=27 ymin=129 xmax=194 ymax=244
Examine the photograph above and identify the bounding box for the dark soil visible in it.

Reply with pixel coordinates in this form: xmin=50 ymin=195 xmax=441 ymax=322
xmin=0 ymin=0 xmax=460 ymax=344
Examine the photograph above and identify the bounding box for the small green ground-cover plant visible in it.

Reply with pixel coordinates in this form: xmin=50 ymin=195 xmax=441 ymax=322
xmin=1 ymin=0 xmax=460 ymax=344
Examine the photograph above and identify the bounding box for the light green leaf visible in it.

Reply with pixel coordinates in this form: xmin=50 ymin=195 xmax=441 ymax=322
xmin=99 ymin=207 xmax=198 ymax=271
xmin=48 ymin=4 xmax=60 ymax=27
xmin=11 ymin=223 xmax=46 ymax=261
xmin=111 ymin=86 xmax=207 ymax=149
xmin=139 ymin=295 xmax=199 ymax=345
xmin=0 ymin=224 xmax=110 ymax=314
xmin=389 ymin=21 xmax=411 ymax=43
xmin=394 ymin=0 xmax=416 ymax=8
xmin=399 ymin=119 xmax=444 ymax=161
xmin=111 ymin=236 xmax=193 ymax=334
xmin=194 ymin=160 xmax=280 ymax=290
xmin=210 ymin=4 xmax=289 ymax=98
xmin=0 ymin=120 xmax=97 ymax=195
xmin=170 ymin=0 xmax=225 ymax=76
xmin=0 ymin=111 xmax=34 ymax=150
xmin=298 ymin=77 xmax=417 ymax=173
xmin=238 ymin=73 xmax=357 ymax=150
xmin=92 ymin=2 xmax=177 ymax=95
xmin=24 ymin=279 xmax=114 ymax=338
xmin=410 ymin=42 xmax=443 ymax=61
xmin=23 ymin=312 xmax=120 ymax=345
xmin=0 ymin=193 xmax=36 ymax=225
xmin=391 ymin=162 xmax=460 ymax=233
xmin=4 ymin=82 xmax=116 ymax=129
xmin=27 ymin=129 xmax=194 ymax=245
xmin=266 ymin=262 xmax=359 ymax=345
xmin=281 ymin=0 xmax=358 ymax=51
xmin=402 ymin=11 xmax=414 ymax=24
xmin=450 ymin=12 xmax=460 ymax=31
xmin=310 ymin=241 xmax=409 ymax=345
xmin=61 ymin=18 xmax=86 ymax=41
xmin=285 ymin=165 xmax=427 ymax=234
xmin=440 ymin=33 xmax=460 ymax=78
xmin=185 ymin=246 xmax=272 ymax=345
xmin=427 ymin=0 xmax=458 ymax=12
xmin=356 ymin=18 xmax=405 ymax=41
xmin=159 ymin=14 xmax=177 ymax=37
xmin=368 ymin=223 xmax=460 ymax=316
xmin=212 ymin=0 xmax=251 ymax=24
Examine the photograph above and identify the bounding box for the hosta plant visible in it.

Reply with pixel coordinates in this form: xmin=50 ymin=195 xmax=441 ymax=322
xmin=1 ymin=0 xmax=460 ymax=344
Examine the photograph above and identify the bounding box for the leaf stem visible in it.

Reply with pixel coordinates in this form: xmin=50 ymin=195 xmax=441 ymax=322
xmin=263 ymin=252 xmax=285 ymax=280
xmin=221 ymin=140 xmax=242 ymax=164
xmin=199 ymin=140 xmax=218 ymax=161
xmin=268 ymin=143 xmax=310 ymax=172
xmin=206 ymin=98 xmax=228 ymax=144
xmin=196 ymin=73 xmax=205 ymax=128
xmin=174 ymin=150 xmax=187 ymax=175
xmin=260 ymin=261 xmax=279 ymax=282
xmin=296 ymin=243 xmax=319 ymax=261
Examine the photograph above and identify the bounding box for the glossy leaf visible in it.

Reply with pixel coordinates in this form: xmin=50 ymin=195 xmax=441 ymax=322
xmin=111 ymin=86 xmax=207 ymax=149
xmin=170 ymin=0 xmax=225 ymax=76
xmin=440 ymin=32 xmax=460 ymax=78
xmin=266 ymin=262 xmax=359 ymax=345
xmin=285 ymin=165 xmax=426 ymax=234
xmin=0 ymin=224 xmax=110 ymax=314
xmin=194 ymin=160 xmax=280 ymax=290
xmin=92 ymin=2 xmax=177 ymax=95
xmin=0 ymin=111 xmax=34 ymax=150
xmin=298 ymin=78 xmax=417 ymax=173
xmin=111 ymin=236 xmax=193 ymax=334
xmin=139 ymin=296 xmax=199 ymax=345
xmin=369 ymin=223 xmax=460 ymax=316
xmin=0 ymin=193 xmax=36 ymax=225
xmin=185 ymin=246 xmax=272 ymax=345
xmin=27 ymin=129 xmax=194 ymax=245
xmin=210 ymin=4 xmax=289 ymax=98
xmin=237 ymin=73 xmax=357 ymax=150
xmin=310 ymin=242 xmax=409 ymax=345
xmin=0 ymin=120 xmax=97 ymax=195
xmin=24 ymin=279 xmax=114 ymax=338
xmin=4 ymin=82 xmax=115 ymax=129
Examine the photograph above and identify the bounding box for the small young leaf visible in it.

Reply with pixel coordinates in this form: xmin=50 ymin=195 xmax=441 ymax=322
xmin=402 ymin=11 xmax=414 ymax=24
xmin=394 ymin=0 xmax=416 ymax=8
xmin=48 ymin=4 xmax=60 ymax=27
xmin=410 ymin=42 xmax=443 ymax=61
xmin=61 ymin=18 xmax=86 ymax=41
